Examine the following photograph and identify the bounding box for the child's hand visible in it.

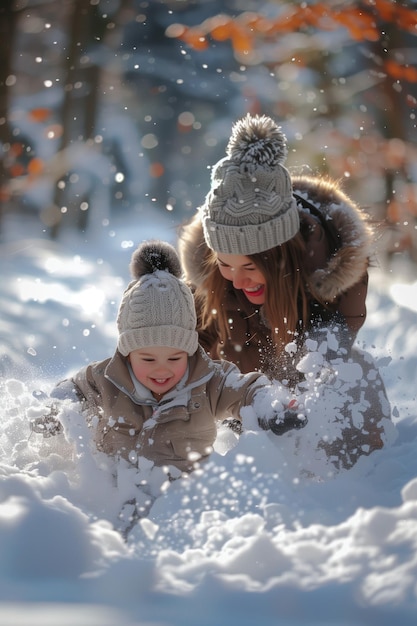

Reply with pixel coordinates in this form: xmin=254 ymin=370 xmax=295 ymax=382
xmin=221 ymin=417 xmax=243 ymax=435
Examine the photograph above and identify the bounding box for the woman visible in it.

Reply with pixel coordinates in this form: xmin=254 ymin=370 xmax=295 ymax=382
xmin=178 ymin=113 xmax=392 ymax=470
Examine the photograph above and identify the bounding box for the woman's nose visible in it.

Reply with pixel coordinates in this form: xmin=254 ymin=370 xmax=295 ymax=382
xmin=232 ymin=270 xmax=249 ymax=289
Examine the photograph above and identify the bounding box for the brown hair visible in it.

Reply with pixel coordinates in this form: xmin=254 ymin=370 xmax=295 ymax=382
xmin=195 ymin=231 xmax=313 ymax=356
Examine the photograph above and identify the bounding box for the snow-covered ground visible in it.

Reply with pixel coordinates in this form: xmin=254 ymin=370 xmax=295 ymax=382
xmin=1 ymin=211 xmax=417 ymax=625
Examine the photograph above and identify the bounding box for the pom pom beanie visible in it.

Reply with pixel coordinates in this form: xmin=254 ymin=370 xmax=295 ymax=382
xmin=117 ymin=241 xmax=198 ymax=356
xmin=200 ymin=113 xmax=300 ymax=255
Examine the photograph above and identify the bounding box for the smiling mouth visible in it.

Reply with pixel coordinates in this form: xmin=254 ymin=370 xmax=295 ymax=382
xmin=243 ymin=285 xmax=264 ymax=297
xmin=152 ymin=378 xmax=171 ymax=385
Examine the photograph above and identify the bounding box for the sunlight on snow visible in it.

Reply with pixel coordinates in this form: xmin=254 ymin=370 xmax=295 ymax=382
xmin=390 ymin=281 xmax=417 ymax=313
xmin=16 ymin=278 xmax=105 ymax=315
xmin=44 ymin=254 xmax=96 ymax=277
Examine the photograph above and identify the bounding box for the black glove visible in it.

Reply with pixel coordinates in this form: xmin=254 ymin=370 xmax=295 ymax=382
xmin=30 ymin=403 xmax=63 ymax=438
xmin=259 ymin=409 xmax=307 ymax=436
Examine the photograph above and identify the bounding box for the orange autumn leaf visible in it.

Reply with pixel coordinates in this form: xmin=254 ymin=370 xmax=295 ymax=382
xmin=211 ymin=19 xmax=235 ymax=42
xmin=371 ymin=0 xmax=395 ymax=20
xmin=386 ymin=60 xmax=417 ymax=83
xmin=0 ymin=186 xmax=11 ymax=202
xmin=348 ymin=9 xmax=378 ymax=29
xmin=364 ymin=27 xmax=380 ymax=42
xmin=238 ymin=12 xmax=270 ymax=33
xmin=28 ymin=108 xmax=52 ymax=123
xmin=406 ymin=94 xmax=417 ymax=107
xmin=386 ymin=200 xmax=402 ymax=223
xmin=403 ymin=66 xmax=417 ymax=83
xmin=149 ymin=162 xmax=164 ymax=178
xmin=198 ymin=15 xmax=253 ymax=52
xmin=384 ymin=61 xmax=402 ymax=80
xmin=303 ymin=2 xmax=332 ymax=24
xmin=9 ymin=163 xmax=25 ymax=177
xmin=333 ymin=9 xmax=379 ymax=41
xmin=332 ymin=9 xmax=374 ymax=28
xmin=181 ymin=27 xmax=208 ymax=50
xmin=259 ymin=12 xmax=304 ymax=35
xmin=171 ymin=1 xmax=415 ymax=52
xmin=27 ymin=157 xmax=44 ymax=176
xmin=9 ymin=142 xmax=24 ymax=157
xmin=231 ymin=28 xmax=253 ymax=53
xmin=317 ymin=2 xmax=335 ymax=17
xmin=397 ymin=12 xmax=417 ymax=33
xmin=177 ymin=122 xmax=192 ymax=133
xmin=351 ymin=25 xmax=379 ymax=41
xmin=371 ymin=0 xmax=417 ymax=32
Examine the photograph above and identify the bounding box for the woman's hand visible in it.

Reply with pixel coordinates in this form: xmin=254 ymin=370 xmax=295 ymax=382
xmin=258 ymin=401 xmax=308 ymax=436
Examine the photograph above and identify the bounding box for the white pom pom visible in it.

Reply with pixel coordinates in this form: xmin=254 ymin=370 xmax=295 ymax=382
xmin=226 ymin=113 xmax=288 ymax=167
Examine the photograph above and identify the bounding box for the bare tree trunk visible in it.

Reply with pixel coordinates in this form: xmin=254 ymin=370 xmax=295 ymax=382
xmin=368 ymin=13 xmax=416 ymax=260
xmin=51 ymin=0 xmax=104 ymax=237
xmin=0 ymin=0 xmax=18 ymax=235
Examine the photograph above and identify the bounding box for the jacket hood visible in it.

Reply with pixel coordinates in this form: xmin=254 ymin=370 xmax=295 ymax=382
xmin=104 ymin=346 xmax=217 ymax=407
xmin=178 ymin=175 xmax=374 ymax=301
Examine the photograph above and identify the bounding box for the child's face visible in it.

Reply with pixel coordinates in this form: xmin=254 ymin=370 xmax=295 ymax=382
xmin=129 ymin=346 xmax=188 ymax=399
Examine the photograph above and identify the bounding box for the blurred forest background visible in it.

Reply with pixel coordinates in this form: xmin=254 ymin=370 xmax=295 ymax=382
xmin=0 ymin=0 xmax=416 ymax=263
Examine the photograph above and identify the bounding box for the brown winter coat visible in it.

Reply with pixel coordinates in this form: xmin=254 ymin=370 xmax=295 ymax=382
xmin=178 ymin=176 xmax=390 ymax=468
xmin=67 ymin=346 xmax=269 ymax=473
xmin=179 ymin=176 xmax=373 ymax=379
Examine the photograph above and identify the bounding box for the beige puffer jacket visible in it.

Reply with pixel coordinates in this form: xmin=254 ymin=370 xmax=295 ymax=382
xmin=66 ymin=346 xmax=270 ymax=473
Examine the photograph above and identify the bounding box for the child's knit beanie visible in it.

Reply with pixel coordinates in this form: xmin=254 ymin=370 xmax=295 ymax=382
xmin=117 ymin=240 xmax=198 ymax=356
xmin=200 ymin=113 xmax=300 ymax=255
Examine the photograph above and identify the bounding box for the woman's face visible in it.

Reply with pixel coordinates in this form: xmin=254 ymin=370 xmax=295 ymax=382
xmin=216 ymin=253 xmax=266 ymax=305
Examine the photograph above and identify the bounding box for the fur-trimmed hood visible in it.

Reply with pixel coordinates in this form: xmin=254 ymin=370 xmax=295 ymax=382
xmin=178 ymin=175 xmax=374 ymax=302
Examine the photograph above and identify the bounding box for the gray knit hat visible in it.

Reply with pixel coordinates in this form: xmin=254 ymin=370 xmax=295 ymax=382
xmin=200 ymin=114 xmax=300 ymax=255
xmin=117 ymin=241 xmax=198 ymax=356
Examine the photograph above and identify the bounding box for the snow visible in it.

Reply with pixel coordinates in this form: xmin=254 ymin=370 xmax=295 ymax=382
xmin=1 ymin=212 xmax=417 ymax=625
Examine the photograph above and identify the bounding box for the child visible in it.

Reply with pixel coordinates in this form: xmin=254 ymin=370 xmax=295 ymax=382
xmin=31 ymin=240 xmax=306 ymax=474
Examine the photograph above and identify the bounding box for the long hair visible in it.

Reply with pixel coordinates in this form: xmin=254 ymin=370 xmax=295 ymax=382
xmin=196 ymin=231 xmax=313 ymax=356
